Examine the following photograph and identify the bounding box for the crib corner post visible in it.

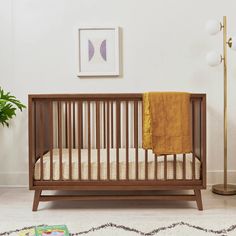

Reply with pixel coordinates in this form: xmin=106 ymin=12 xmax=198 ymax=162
xmin=194 ymin=189 xmax=203 ymax=211
xmin=32 ymin=190 xmax=42 ymax=211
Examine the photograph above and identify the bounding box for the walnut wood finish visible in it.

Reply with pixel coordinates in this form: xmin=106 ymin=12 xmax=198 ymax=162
xmin=194 ymin=189 xmax=203 ymax=210
xmin=32 ymin=190 xmax=42 ymax=212
xmin=28 ymin=93 xmax=206 ymax=211
xmin=78 ymin=101 xmax=82 ymax=180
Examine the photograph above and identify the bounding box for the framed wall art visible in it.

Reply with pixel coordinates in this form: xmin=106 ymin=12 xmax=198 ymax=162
xmin=78 ymin=27 xmax=120 ymax=77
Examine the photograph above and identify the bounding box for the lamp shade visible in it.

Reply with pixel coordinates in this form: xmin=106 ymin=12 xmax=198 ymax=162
xmin=206 ymin=20 xmax=221 ymax=35
xmin=231 ymin=36 xmax=236 ymax=51
xmin=206 ymin=51 xmax=222 ymax=66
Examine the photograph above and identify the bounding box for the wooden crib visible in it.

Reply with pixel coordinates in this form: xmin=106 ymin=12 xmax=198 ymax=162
xmin=28 ymin=93 xmax=206 ymax=211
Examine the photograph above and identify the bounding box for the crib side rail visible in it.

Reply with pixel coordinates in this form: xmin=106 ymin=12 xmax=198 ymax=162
xmin=192 ymin=94 xmax=206 ymax=187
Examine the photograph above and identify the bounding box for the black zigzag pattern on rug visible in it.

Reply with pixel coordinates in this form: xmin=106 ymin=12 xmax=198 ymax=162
xmin=71 ymin=222 xmax=236 ymax=236
xmin=1 ymin=222 xmax=236 ymax=236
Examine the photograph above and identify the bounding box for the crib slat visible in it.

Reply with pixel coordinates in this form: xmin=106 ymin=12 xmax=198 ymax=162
xmin=173 ymin=154 xmax=177 ymax=180
xmin=68 ymin=101 xmax=72 ymax=180
xmin=88 ymin=101 xmax=91 ymax=180
xmin=192 ymin=100 xmax=196 ymax=180
xmin=116 ymin=101 xmax=120 ymax=180
xmin=155 ymin=154 xmax=157 ymax=180
xmin=107 ymin=101 xmax=110 ymax=180
xmin=65 ymin=102 xmax=68 ymax=148
xmin=81 ymin=102 xmax=83 ymax=149
xmin=142 ymin=101 xmax=148 ymax=180
xmin=96 ymin=101 xmax=101 ymax=180
xmin=103 ymin=101 xmax=106 ymax=149
xmin=58 ymin=102 xmax=63 ymax=180
xmin=145 ymin=150 xmax=148 ymax=180
xmin=57 ymin=103 xmax=60 ymax=149
xmin=164 ymin=155 xmax=167 ymax=180
xmin=192 ymin=154 xmax=196 ymax=180
xmin=200 ymin=100 xmax=202 ymax=161
xmin=111 ymin=102 xmax=114 ymax=148
xmin=73 ymin=102 xmax=76 ymax=149
xmin=134 ymin=101 xmax=139 ymax=180
xmin=39 ymin=103 xmax=44 ymax=181
xmin=183 ymin=154 xmax=186 ymax=179
xmin=126 ymin=101 xmax=129 ymax=180
xmin=78 ymin=101 xmax=82 ymax=180
xmin=49 ymin=101 xmax=53 ymax=181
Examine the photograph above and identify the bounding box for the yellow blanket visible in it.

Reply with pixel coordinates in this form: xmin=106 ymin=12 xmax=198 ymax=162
xmin=143 ymin=92 xmax=192 ymax=155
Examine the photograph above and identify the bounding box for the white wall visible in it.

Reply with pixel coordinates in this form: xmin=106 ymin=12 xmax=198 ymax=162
xmin=1 ymin=0 xmax=236 ymax=186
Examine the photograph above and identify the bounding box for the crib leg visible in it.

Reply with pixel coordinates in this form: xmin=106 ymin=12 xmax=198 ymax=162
xmin=194 ymin=189 xmax=203 ymax=211
xmin=32 ymin=190 xmax=42 ymax=211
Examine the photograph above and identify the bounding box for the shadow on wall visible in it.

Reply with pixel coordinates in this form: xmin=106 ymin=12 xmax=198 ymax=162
xmin=0 ymin=109 xmax=28 ymax=171
xmin=207 ymin=103 xmax=236 ymax=183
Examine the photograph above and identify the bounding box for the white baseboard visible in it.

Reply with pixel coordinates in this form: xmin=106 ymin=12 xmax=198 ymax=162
xmin=0 ymin=171 xmax=235 ymax=187
xmin=207 ymin=170 xmax=236 ymax=186
xmin=0 ymin=172 xmax=28 ymax=187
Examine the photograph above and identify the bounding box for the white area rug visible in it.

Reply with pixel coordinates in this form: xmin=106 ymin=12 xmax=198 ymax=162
xmin=1 ymin=219 xmax=236 ymax=236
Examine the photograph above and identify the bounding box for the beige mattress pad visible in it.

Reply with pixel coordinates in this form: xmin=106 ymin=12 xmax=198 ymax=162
xmin=34 ymin=148 xmax=201 ymax=181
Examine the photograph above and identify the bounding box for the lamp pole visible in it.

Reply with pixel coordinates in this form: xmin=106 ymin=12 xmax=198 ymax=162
xmin=212 ymin=16 xmax=236 ymax=195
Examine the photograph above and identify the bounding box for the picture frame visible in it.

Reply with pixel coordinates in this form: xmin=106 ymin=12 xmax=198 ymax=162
xmin=78 ymin=27 xmax=120 ymax=77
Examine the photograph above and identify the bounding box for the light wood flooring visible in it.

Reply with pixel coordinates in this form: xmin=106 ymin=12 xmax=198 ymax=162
xmin=0 ymin=188 xmax=236 ymax=233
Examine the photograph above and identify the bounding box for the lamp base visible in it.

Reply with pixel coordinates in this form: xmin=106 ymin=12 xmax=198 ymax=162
xmin=212 ymin=184 xmax=236 ymax=195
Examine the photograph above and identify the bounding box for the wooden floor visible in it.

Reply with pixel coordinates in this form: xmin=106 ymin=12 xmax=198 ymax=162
xmin=0 ymin=187 xmax=236 ymax=233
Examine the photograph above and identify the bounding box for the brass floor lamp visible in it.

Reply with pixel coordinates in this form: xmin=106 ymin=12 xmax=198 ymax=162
xmin=206 ymin=16 xmax=236 ymax=195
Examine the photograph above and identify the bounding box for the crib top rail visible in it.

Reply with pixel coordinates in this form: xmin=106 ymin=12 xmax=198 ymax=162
xmin=28 ymin=93 xmax=206 ymax=101
xmin=29 ymin=93 xmax=142 ymax=101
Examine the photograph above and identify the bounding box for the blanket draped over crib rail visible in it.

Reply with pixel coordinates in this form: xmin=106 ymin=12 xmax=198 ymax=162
xmin=142 ymin=92 xmax=192 ymax=155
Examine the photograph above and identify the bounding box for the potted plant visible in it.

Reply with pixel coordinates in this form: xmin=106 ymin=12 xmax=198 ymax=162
xmin=0 ymin=87 xmax=26 ymax=126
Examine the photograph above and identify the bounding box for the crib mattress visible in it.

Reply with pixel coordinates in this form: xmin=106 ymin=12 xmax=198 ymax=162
xmin=34 ymin=148 xmax=201 ymax=181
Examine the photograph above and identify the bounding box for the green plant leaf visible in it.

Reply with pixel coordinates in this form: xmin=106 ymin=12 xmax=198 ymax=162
xmin=0 ymin=87 xmax=26 ymax=127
